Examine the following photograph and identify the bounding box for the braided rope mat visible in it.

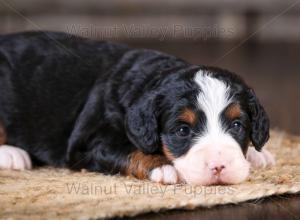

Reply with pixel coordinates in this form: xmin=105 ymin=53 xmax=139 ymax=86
xmin=0 ymin=130 xmax=299 ymax=219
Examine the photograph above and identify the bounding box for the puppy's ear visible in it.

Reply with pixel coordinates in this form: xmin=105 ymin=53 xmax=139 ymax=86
xmin=247 ymin=88 xmax=270 ymax=151
xmin=125 ymin=94 xmax=160 ymax=154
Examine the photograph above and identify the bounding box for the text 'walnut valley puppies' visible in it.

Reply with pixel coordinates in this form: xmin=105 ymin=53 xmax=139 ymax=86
xmin=0 ymin=31 xmax=275 ymax=185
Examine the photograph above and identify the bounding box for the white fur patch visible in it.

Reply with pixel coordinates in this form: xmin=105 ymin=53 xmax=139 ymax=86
xmin=194 ymin=70 xmax=231 ymax=137
xmin=0 ymin=145 xmax=32 ymax=170
xmin=173 ymin=70 xmax=250 ymax=185
xmin=246 ymin=147 xmax=275 ymax=169
xmin=149 ymin=165 xmax=179 ymax=184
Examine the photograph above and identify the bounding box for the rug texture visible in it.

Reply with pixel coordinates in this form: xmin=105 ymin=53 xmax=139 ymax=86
xmin=0 ymin=130 xmax=299 ymax=219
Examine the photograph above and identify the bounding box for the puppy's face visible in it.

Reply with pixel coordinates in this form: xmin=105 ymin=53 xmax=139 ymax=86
xmin=161 ymin=72 xmax=253 ymax=185
xmin=126 ymin=67 xmax=269 ymax=185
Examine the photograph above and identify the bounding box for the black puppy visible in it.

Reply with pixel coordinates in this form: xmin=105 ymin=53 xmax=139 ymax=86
xmin=0 ymin=32 xmax=274 ymax=185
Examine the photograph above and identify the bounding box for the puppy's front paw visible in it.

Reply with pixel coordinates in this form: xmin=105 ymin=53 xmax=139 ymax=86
xmin=149 ymin=165 xmax=179 ymax=184
xmin=246 ymin=147 xmax=275 ymax=169
xmin=0 ymin=145 xmax=32 ymax=170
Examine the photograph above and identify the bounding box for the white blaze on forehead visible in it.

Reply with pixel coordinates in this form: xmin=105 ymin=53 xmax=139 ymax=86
xmin=194 ymin=70 xmax=232 ymax=142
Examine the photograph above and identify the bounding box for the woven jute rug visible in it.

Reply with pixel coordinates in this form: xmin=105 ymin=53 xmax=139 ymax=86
xmin=0 ymin=130 xmax=299 ymax=219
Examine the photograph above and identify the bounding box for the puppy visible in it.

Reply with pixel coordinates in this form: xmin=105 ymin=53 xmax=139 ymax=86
xmin=0 ymin=31 xmax=275 ymax=185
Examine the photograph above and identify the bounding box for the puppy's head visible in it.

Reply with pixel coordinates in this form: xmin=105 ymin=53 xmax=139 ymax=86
xmin=126 ymin=66 xmax=269 ymax=185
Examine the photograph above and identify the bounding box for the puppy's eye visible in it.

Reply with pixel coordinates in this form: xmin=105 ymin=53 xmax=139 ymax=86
xmin=176 ymin=125 xmax=191 ymax=137
xmin=230 ymin=120 xmax=244 ymax=131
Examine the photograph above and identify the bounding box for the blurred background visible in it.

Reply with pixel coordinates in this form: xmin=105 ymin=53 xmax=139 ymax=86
xmin=0 ymin=0 xmax=300 ymax=134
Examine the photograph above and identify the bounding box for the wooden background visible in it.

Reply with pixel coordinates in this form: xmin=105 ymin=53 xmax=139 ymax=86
xmin=1 ymin=0 xmax=300 ymax=135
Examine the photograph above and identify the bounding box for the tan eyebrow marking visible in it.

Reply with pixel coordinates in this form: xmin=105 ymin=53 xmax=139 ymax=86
xmin=179 ymin=108 xmax=197 ymax=125
xmin=225 ymin=104 xmax=242 ymax=120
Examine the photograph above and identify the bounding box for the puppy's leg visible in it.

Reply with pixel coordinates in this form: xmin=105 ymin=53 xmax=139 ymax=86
xmin=246 ymin=147 xmax=275 ymax=169
xmin=0 ymin=122 xmax=32 ymax=170
xmin=126 ymin=151 xmax=180 ymax=184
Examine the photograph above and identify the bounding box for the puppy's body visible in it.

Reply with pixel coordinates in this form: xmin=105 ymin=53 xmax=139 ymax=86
xmin=0 ymin=32 xmax=274 ymax=185
xmin=1 ymin=32 xmax=124 ymax=169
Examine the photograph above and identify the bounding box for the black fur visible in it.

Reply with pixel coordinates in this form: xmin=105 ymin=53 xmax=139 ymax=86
xmin=0 ymin=31 xmax=269 ymax=176
xmin=247 ymin=88 xmax=270 ymax=150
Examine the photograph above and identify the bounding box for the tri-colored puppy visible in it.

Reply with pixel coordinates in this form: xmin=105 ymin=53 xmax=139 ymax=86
xmin=0 ymin=31 xmax=275 ymax=185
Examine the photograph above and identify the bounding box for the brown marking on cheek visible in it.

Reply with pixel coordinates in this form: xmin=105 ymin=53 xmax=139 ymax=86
xmin=226 ymin=104 xmax=242 ymax=120
xmin=243 ymin=139 xmax=251 ymax=156
xmin=162 ymin=144 xmax=175 ymax=161
xmin=179 ymin=108 xmax=197 ymax=125
xmin=126 ymin=151 xmax=170 ymax=179
xmin=0 ymin=121 xmax=7 ymax=145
